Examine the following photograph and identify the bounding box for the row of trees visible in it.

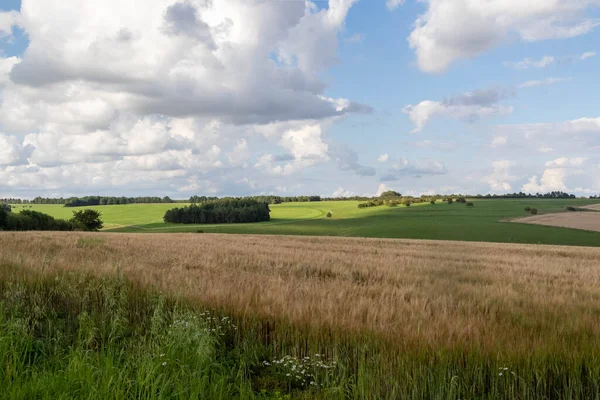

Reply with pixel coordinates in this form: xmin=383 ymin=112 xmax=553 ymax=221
xmin=164 ymin=199 xmax=271 ymax=225
xmin=64 ymin=196 xmax=175 ymax=207
xmin=0 ymin=206 xmax=103 ymax=231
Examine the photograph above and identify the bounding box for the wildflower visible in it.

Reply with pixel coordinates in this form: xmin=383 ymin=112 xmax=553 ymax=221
xmin=499 ymin=372 xmax=503 ymax=376
xmin=160 ymin=353 xmax=165 ymax=357
xmin=162 ymin=362 xmax=167 ymax=366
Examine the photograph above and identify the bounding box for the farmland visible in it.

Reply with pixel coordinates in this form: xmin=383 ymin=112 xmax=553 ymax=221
xmin=10 ymin=198 xmax=600 ymax=246
xmin=2 ymin=232 xmax=600 ymax=398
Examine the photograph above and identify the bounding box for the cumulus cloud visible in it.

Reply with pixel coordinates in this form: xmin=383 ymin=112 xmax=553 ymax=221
xmin=0 ymin=0 xmax=377 ymax=196
xmin=409 ymin=1 xmax=600 ymax=73
xmin=377 ymin=153 xmax=389 ymax=163
xmin=491 ymin=136 xmax=507 ymax=147
xmin=483 ymin=160 xmax=516 ymax=193
xmin=332 ymin=186 xmax=354 ymax=197
xmin=404 ymin=88 xmax=513 ymax=132
xmin=522 ymin=157 xmax=589 ymax=193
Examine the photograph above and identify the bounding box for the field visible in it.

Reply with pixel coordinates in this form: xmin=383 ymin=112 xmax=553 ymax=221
xmin=2 ymin=232 xmax=600 ymax=398
xmin=514 ymin=211 xmax=600 ymax=232
xmin=11 ymin=199 xmax=600 ymax=246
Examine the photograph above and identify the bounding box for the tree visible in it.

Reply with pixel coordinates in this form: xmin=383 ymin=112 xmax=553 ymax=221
xmin=379 ymin=190 xmax=401 ymax=198
xmin=530 ymin=208 xmax=538 ymax=215
xmin=326 ymin=211 xmax=333 ymax=218
xmin=466 ymin=202 xmax=474 ymax=207
xmin=447 ymin=198 xmax=453 ymax=204
xmin=0 ymin=204 xmax=11 ymax=229
xmin=430 ymin=200 xmax=436 ymax=205
xmin=71 ymin=209 xmax=103 ymax=231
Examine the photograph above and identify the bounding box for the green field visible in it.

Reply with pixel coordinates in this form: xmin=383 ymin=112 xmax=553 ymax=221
xmin=10 ymin=199 xmax=600 ymax=246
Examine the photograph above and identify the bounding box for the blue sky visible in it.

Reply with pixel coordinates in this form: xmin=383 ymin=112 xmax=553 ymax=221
xmin=0 ymin=0 xmax=599 ymax=198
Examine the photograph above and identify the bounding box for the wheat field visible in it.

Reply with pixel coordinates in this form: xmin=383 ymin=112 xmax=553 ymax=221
xmin=2 ymin=231 xmax=600 ymax=398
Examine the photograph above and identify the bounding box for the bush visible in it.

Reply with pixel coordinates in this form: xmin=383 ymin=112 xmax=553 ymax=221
xmin=466 ymin=202 xmax=474 ymax=207
xmin=430 ymin=200 xmax=436 ymax=205
xmin=447 ymin=199 xmax=453 ymax=204
xmin=524 ymin=207 xmax=531 ymax=212
xmin=456 ymin=197 xmax=467 ymax=204
xmin=71 ymin=209 xmax=104 ymax=231
xmin=530 ymin=208 xmax=538 ymax=215
xmin=326 ymin=211 xmax=333 ymax=218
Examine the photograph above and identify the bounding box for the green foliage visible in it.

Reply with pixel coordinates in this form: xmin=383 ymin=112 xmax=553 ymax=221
xmin=456 ymin=197 xmax=467 ymax=204
xmin=64 ymin=196 xmax=177 ymax=207
xmin=530 ymin=208 xmax=539 ymax=215
xmin=466 ymin=202 xmax=474 ymax=207
xmin=164 ymin=199 xmax=270 ymax=224
xmin=4 ymin=210 xmax=78 ymax=231
xmin=447 ymin=198 xmax=454 ymax=204
xmin=0 ymin=204 xmax=10 ymax=229
xmin=3 ymin=268 xmax=600 ymax=398
xmin=430 ymin=200 xmax=436 ymax=205
xmin=524 ymin=207 xmax=531 ymax=212
xmin=379 ymin=190 xmax=402 ymax=198
xmin=326 ymin=211 xmax=333 ymax=218
xmin=71 ymin=209 xmax=104 ymax=231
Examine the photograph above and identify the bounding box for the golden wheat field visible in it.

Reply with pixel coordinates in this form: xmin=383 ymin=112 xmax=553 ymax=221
xmin=2 ymin=231 xmax=600 ymax=357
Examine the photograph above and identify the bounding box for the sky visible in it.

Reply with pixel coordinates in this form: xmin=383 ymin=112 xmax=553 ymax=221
xmin=0 ymin=0 xmax=599 ymax=199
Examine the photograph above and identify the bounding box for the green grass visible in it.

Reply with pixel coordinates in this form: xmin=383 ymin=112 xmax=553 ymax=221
xmin=3 ymin=266 xmax=600 ymax=399
xmin=12 ymin=199 xmax=600 ymax=246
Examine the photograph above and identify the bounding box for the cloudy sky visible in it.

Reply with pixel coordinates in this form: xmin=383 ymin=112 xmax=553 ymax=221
xmin=1 ymin=0 xmax=599 ymax=199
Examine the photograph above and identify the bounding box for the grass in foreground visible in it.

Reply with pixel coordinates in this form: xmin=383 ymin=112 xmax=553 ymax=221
xmin=2 ymin=232 xmax=600 ymax=398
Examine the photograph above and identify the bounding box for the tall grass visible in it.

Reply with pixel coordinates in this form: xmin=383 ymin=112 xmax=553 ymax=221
xmin=2 ymin=232 xmax=600 ymax=398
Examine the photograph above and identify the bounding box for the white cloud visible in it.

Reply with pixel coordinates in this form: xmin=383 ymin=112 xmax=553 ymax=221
xmin=381 ymin=157 xmax=447 ymax=180
xmin=581 ymin=51 xmax=596 ymax=60
xmin=404 ymin=88 xmax=513 ymax=132
xmin=377 ymin=153 xmax=389 ymax=162
xmin=484 ymin=160 xmax=516 ymax=193
xmin=332 ymin=186 xmax=354 ymax=197
xmin=386 ymin=0 xmax=405 ymax=11
xmin=522 ymin=157 xmax=589 ymax=193
xmin=491 ymin=136 xmax=507 ymax=147
xmin=409 ymin=1 xmax=599 ymax=73
xmin=506 ymin=56 xmax=555 ymax=70
xmin=0 ymin=0 xmax=377 ymax=197
xmin=519 ymin=77 xmax=571 ymax=88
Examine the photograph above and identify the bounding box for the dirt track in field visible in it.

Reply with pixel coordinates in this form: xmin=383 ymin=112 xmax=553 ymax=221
xmin=514 ymin=208 xmax=600 ymax=232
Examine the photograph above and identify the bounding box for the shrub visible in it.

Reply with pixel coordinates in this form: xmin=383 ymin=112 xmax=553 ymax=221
xmin=405 ymin=202 xmax=411 ymax=207
xmin=524 ymin=207 xmax=531 ymax=212
xmin=430 ymin=200 xmax=436 ymax=205
xmin=456 ymin=197 xmax=467 ymax=203
xmin=5 ymin=210 xmax=78 ymax=231
xmin=447 ymin=199 xmax=453 ymax=204
xmin=530 ymin=208 xmax=538 ymax=215
xmin=326 ymin=211 xmax=333 ymax=218
xmin=466 ymin=202 xmax=474 ymax=207
xmin=71 ymin=209 xmax=104 ymax=231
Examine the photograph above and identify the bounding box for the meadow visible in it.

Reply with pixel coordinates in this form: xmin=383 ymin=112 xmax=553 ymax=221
xmin=11 ymin=198 xmax=600 ymax=246
xmin=2 ymin=232 xmax=600 ymax=399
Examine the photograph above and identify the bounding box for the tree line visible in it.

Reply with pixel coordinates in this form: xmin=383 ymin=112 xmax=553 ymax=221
xmin=164 ymin=198 xmax=271 ymax=225
xmin=0 ymin=205 xmax=103 ymax=231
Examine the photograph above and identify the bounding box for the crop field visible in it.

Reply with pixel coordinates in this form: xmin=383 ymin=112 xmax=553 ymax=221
xmin=515 ymin=211 xmax=600 ymax=232
xmin=1 ymin=232 xmax=600 ymax=399
xmin=11 ymin=199 xmax=600 ymax=246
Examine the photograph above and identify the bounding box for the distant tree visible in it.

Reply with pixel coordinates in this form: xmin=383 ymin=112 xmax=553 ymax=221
xmin=466 ymin=202 xmax=474 ymax=207
xmin=530 ymin=208 xmax=538 ymax=215
xmin=0 ymin=204 xmax=11 ymax=229
xmin=379 ymin=190 xmax=402 ymax=198
xmin=456 ymin=197 xmax=467 ymax=203
xmin=430 ymin=200 xmax=436 ymax=205
xmin=447 ymin=198 xmax=453 ymax=204
xmin=524 ymin=207 xmax=531 ymax=212
xmin=71 ymin=209 xmax=103 ymax=231
xmin=326 ymin=211 xmax=333 ymax=218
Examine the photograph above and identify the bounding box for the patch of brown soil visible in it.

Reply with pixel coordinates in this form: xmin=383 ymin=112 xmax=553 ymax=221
xmin=514 ymin=211 xmax=600 ymax=232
